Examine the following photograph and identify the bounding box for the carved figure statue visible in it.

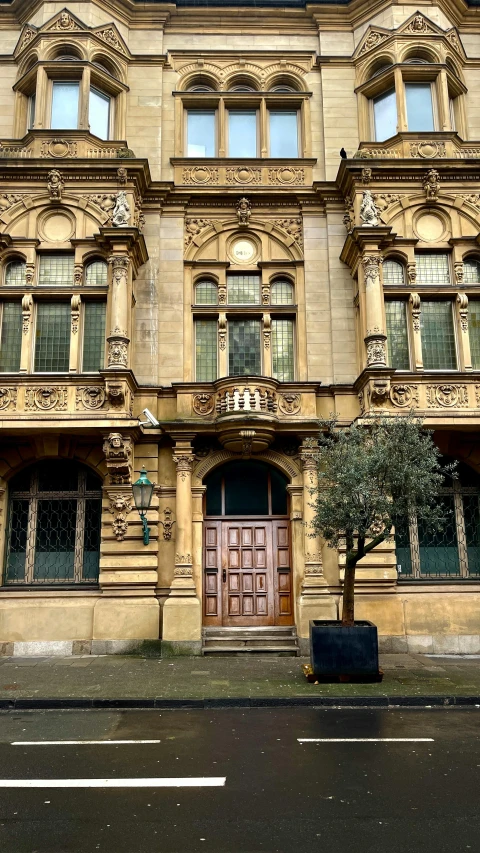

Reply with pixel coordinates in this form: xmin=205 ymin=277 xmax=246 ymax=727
xmin=103 ymin=432 xmax=132 ymax=484
xmin=423 ymin=169 xmax=440 ymax=201
xmin=360 ymin=190 xmax=379 ymax=227
xmin=236 ymin=197 xmax=251 ymax=226
xmin=112 ymin=191 xmax=131 ymax=227
xmin=47 ymin=169 xmax=64 ymax=201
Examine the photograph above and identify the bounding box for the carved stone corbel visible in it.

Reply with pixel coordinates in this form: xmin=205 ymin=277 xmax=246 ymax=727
xmin=108 ymin=491 xmax=133 ymax=541
xmin=105 ymin=379 xmax=125 ymax=407
xmin=410 ymin=292 xmax=421 ymax=332
xmin=103 ymin=432 xmax=132 ymax=484
xmin=22 ymin=294 xmax=32 ymax=334
xmin=457 ymin=293 xmax=468 ymax=333
xmin=71 ymin=295 xmax=81 ymax=334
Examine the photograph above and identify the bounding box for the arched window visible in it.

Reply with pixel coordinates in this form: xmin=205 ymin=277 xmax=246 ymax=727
xmin=463 ymin=258 xmax=480 ymax=284
xmin=195 ymin=280 xmax=218 ymax=305
xmin=383 ymin=259 xmax=405 ymax=286
xmin=85 ymin=259 xmax=108 ymax=286
xmin=4 ymin=258 xmax=26 ymax=286
xmin=4 ymin=460 xmax=102 ymax=585
xmin=271 ymin=280 xmax=294 ymax=305
xmin=205 ymin=460 xmax=288 ymax=516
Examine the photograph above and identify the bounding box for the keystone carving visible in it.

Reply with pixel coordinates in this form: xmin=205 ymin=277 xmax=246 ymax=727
xmin=47 ymin=169 xmax=64 ymax=201
xmin=423 ymin=169 xmax=440 ymax=201
xmin=236 ymin=197 xmax=251 ymax=226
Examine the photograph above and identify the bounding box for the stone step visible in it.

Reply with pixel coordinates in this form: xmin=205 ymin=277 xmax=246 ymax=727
xmin=203 ymin=627 xmax=296 ymax=637
xmin=202 ymin=644 xmax=299 ymax=656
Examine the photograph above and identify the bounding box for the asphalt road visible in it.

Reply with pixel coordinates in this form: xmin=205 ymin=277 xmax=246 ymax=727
xmin=0 ymin=707 xmax=478 ymax=853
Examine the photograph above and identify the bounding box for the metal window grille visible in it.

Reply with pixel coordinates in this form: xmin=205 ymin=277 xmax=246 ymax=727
xmin=228 ymin=319 xmax=261 ymax=375
xmin=195 ymin=319 xmax=218 ymax=381
xmin=383 ymin=260 xmax=405 ymax=286
xmin=0 ymin=302 xmax=22 ymax=372
xmin=468 ymin=299 xmax=480 ymax=370
xmin=38 ymin=255 xmax=74 ymax=287
xmin=82 ymin=302 xmax=106 ymax=372
xmin=34 ymin=303 xmax=71 ymax=372
xmin=415 ymin=253 xmax=451 ymax=286
xmin=385 ymin=301 xmax=410 ymax=369
xmin=195 ymin=280 xmax=218 ymax=305
xmin=463 ymin=259 xmax=480 ymax=285
xmin=3 ymin=461 xmax=102 ymax=585
xmin=420 ymin=301 xmax=457 ymax=370
xmin=5 ymin=260 xmax=26 ymax=286
xmin=85 ymin=260 xmax=108 ymax=287
xmin=227 ymin=275 xmax=261 ymax=305
xmin=272 ymin=319 xmax=294 ymax=381
xmin=271 ymin=280 xmax=294 ymax=305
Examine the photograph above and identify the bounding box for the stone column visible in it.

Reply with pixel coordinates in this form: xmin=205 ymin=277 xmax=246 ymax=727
xmin=172 ymin=444 xmax=195 ymax=588
xmin=362 ymin=253 xmax=387 ymax=369
xmin=107 ymin=255 xmax=131 ymax=370
xmin=457 ymin=293 xmax=472 ymax=371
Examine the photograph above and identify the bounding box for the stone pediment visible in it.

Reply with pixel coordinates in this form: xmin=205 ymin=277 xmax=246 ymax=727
xmin=14 ymin=8 xmax=129 ymax=59
xmin=354 ymin=12 xmax=464 ymax=63
xmin=354 ymin=28 xmax=391 ymax=60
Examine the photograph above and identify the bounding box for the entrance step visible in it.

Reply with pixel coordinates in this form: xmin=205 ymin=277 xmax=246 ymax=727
xmin=202 ymin=626 xmax=299 ymax=656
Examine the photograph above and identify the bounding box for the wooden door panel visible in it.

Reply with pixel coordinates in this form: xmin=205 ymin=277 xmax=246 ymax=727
xmin=273 ymin=520 xmax=293 ymax=625
xmin=203 ymin=521 xmax=222 ymax=625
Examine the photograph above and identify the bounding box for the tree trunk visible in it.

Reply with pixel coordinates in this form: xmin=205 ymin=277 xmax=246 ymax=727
xmin=342 ymin=556 xmax=357 ymax=627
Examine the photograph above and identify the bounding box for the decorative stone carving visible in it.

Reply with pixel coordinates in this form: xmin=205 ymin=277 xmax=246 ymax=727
xmin=426 ymin=385 xmax=469 ymax=408
xmin=85 ymin=194 xmax=117 ymax=220
xmin=460 ymin=194 xmax=480 ymax=210
xmin=226 ymin=167 xmax=261 ymax=185
xmin=454 ymin=262 xmax=464 ymax=285
xmin=22 ymin=294 xmax=32 ymax=334
xmin=173 ymin=453 xmax=194 ymax=481
xmin=41 ymin=140 xmax=77 ymax=159
xmin=267 ymin=167 xmax=304 ymax=185
xmin=457 ymin=293 xmax=469 ymax=333
xmin=446 ymin=30 xmax=460 ymax=51
xmin=263 ymin=315 xmax=271 ymax=348
xmin=49 ymin=11 xmax=80 ymax=31
xmin=0 ymin=193 xmax=25 ymax=213
xmin=358 ymin=30 xmax=389 ymax=56
xmin=73 ymin=264 xmax=83 ymax=287
xmin=107 ymin=337 xmax=129 ymax=368
xmin=103 ymin=433 xmax=132 ymax=484
xmin=300 ymin=438 xmax=318 ymax=486
xmin=236 ymin=197 xmax=251 ymax=226
xmin=47 ymin=169 xmax=64 ymax=201
xmin=218 ymin=317 xmax=227 ymax=350
xmin=95 ymin=26 xmax=127 ymax=55
xmin=407 ymin=263 xmax=417 ymax=286
xmin=343 ymin=195 xmax=355 ymax=233
xmin=71 ymin=295 xmax=81 ymax=334
xmin=108 ymin=492 xmax=133 ymax=541
xmin=18 ymin=27 xmax=36 ymax=52
xmin=410 ymin=293 xmax=421 ymax=332
xmin=0 ymin=387 xmax=17 ymax=411
xmin=273 ymin=218 xmax=303 ymax=248
xmin=355 ymin=147 xmax=401 ymax=160
xmin=369 ymin=379 xmax=390 ymax=406
xmin=410 ymin=141 xmax=446 ymax=159
xmin=404 ymin=14 xmax=435 ymax=35
xmin=358 ymin=390 xmax=365 ymax=415
xmin=366 ymin=338 xmax=387 ymax=367
xmin=174 ymin=558 xmax=193 ymax=575
xmin=360 ymin=191 xmax=379 ymax=227
xmin=105 ymin=380 xmax=125 ymax=407
xmin=184 ymin=218 xmax=214 ymax=249
xmin=278 ymin=393 xmax=301 ymax=415
xmin=262 ymin=284 xmax=270 ymax=305
xmin=75 ymin=386 xmax=106 ymax=410
xmin=390 ymin=384 xmax=419 ymax=408
xmin=362 ymin=253 xmax=382 ymax=289
xmin=25 ymin=387 xmax=68 ymax=411
xmin=240 ymin=429 xmax=256 ymax=457
xmin=182 ymin=166 xmax=219 ymax=185
xmin=112 ymin=191 xmax=131 ymax=227
xmin=160 ymin=507 xmax=175 ymax=541
xmin=373 ymin=193 xmax=401 ymax=213
xmin=193 ymin=393 xmax=215 ymax=416
xmin=117 ymin=167 xmax=128 ymax=185
xmin=218 ymin=285 xmax=227 ymax=305
xmin=423 ymin=168 xmax=440 ymax=201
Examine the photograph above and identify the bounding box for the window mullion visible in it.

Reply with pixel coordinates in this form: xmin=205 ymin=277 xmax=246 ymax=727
xmin=395 ymin=67 xmax=406 ymax=132
xmin=79 ymin=67 xmax=90 ymax=130
xmin=260 ymin=97 xmax=267 ymax=156
xmin=218 ymin=97 xmax=225 ymax=157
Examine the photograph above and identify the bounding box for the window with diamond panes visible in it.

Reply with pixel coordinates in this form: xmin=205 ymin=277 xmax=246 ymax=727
xmin=383 ymin=260 xmax=405 ymax=286
xmin=195 ymin=280 xmax=218 ymax=305
xmin=85 ymin=260 xmax=108 ymax=287
xmin=227 ymin=275 xmax=261 ymax=305
xmin=82 ymin=302 xmax=106 ymax=372
xmin=0 ymin=302 xmax=22 ymax=372
xmin=415 ymin=253 xmax=451 ymax=286
xmin=469 ymin=300 xmax=480 ymax=369
xmin=272 ymin=319 xmax=294 ymax=381
xmin=463 ymin=259 xmax=480 ymax=285
xmin=39 ymin=255 xmax=74 ymax=287
xmin=271 ymin=280 xmax=294 ymax=305
xmin=421 ymin=301 xmax=457 ymax=370
xmin=385 ymin=301 xmax=410 ymax=370
xmin=228 ymin=319 xmax=261 ymax=376
xmin=34 ymin=303 xmax=71 ymax=372
xmin=5 ymin=259 xmax=26 ymax=286
xmin=195 ymin=319 xmax=218 ymax=381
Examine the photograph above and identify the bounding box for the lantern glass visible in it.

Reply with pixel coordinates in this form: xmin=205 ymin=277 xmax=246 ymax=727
xmin=132 ymin=467 xmax=154 ymax=514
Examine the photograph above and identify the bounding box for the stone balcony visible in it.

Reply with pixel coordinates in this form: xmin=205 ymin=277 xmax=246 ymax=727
xmin=358 ymin=370 xmax=480 ymax=424
xmin=354 ymin=132 xmax=480 ymax=161
xmin=0 ymin=131 xmax=133 ymax=160
xmin=172 ymin=158 xmax=315 ymax=189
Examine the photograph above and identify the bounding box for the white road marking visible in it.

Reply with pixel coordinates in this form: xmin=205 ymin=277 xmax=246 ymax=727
xmin=11 ymin=740 xmax=161 ymax=746
xmin=0 ymin=777 xmax=226 ymax=788
xmin=298 ymin=738 xmax=434 ymax=743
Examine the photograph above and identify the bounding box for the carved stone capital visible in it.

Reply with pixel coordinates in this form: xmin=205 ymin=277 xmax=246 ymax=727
xmin=173 ymin=452 xmax=194 ymax=481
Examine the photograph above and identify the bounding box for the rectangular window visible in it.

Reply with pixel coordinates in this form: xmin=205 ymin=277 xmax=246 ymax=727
xmin=228 ymin=110 xmax=257 ymax=158
xmin=228 ymin=319 xmax=261 ymax=376
xmin=39 ymin=255 xmax=74 ymax=287
xmin=415 ymin=253 xmax=450 ymax=286
xmin=385 ymin=301 xmax=410 ymax=370
xmin=469 ymin=300 xmax=480 ymax=369
xmin=269 ymin=111 xmax=298 ymax=158
xmin=227 ymin=275 xmax=261 ymax=305
xmin=51 ymin=82 xmax=80 ymax=130
xmin=272 ymin=319 xmax=294 ymax=381
xmin=82 ymin=302 xmax=106 ymax=372
xmin=89 ymin=88 xmax=110 ymax=140
xmin=187 ymin=110 xmax=215 ymax=157
xmin=34 ymin=303 xmax=71 ymax=372
xmin=373 ymin=89 xmax=397 ymax=142
xmin=421 ymin=301 xmax=457 ymax=370
xmin=195 ymin=319 xmax=218 ymax=381
xmin=0 ymin=302 xmax=22 ymax=372
xmin=405 ymin=83 xmax=435 ymax=132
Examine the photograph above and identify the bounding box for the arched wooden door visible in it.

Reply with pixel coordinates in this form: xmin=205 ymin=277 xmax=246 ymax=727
xmin=203 ymin=461 xmax=293 ymax=627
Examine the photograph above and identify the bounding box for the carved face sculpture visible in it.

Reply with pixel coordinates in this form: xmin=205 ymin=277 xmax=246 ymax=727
xmin=60 ymin=12 xmax=71 ymax=28
xmin=110 ymin=433 xmax=123 ymax=449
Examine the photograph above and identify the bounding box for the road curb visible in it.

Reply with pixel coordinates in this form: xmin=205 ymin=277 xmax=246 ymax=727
xmin=0 ymin=695 xmax=479 ymax=710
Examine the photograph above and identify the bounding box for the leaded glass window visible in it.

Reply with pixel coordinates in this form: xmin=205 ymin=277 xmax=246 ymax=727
xmin=5 ymin=259 xmax=26 ymax=286
xmin=271 ymin=280 xmax=294 ymax=305
xmin=227 ymin=275 xmax=261 ymax=305
xmin=82 ymin=302 xmax=106 ymax=372
xmin=272 ymin=319 xmax=294 ymax=381
xmin=195 ymin=319 xmax=218 ymax=381
xmin=228 ymin=319 xmax=261 ymax=376
xmin=0 ymin=302 xmax=22 ymax=372
xmin=420 ymin=301 xmax=457 ymax=370
xmin=383 ymin=260 xmax=405 ymax=286
xmin=85 ymin=260 xmax=108 ymax=287
xmin=195 ymin=280 xmax=218 ymax=305
xmin=463 ymin=259 xmax=480 ymax=284
xmin=469 ymin=299 xmax=480 ymax=369
xmin=385 ymin=301 xmax=410 ymax=370
xmin=4 ymin=460 xmax=102 ymax=585
xmin=415 ymin=253 xmax=450 ymax=286
xmin=39 ymin=255 xmax=74 ymax=287
xmin=34 ymin=303 xmax=71 ymax=372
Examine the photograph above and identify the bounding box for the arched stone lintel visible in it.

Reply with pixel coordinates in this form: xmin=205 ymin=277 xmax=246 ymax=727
xmin=0 ymin=437 xmax=107 ymax=487
xmin=193 ymin=448 xmax=302 ymax=485
xmin=184 ymin=218 xmax=304 ymax=263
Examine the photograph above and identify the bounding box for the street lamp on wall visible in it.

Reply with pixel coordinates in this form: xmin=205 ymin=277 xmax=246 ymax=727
xmin=132 ymin=467 xmax=154 ymax=545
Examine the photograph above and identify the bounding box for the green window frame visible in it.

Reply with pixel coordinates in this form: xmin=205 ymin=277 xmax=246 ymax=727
xmin=0 ymin=302 xmax=22 ymax=372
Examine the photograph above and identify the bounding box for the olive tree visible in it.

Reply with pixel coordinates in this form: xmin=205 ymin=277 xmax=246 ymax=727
xmin=310 ymin=414 xmax=451 ymax=627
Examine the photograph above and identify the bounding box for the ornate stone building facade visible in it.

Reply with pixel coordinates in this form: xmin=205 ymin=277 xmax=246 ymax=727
xmin=0 ymin=0 xmax=480 ymax=656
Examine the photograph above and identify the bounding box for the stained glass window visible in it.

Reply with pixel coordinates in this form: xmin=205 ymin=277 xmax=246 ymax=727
xmin=228 ymin=320 xmax=261 ymax=376
xmin=0 ymin=302 xmax=22 ymax=372
xmin=82 ymin=302 xmax=106 ymax=372
xmin=227 ymin=275 xmax=261 ymax=305
xmin=195 ymin=320 xmax=217 ymax=381
xmin=415 ymin=253 xmax=450 ymax=286
xmin=421 ymin=301 xmax=457 ymax=370
xmin=272 ymin=319 xmax=294 ymax=381
xmin=383 ymin=260 xmax=404 ymax=286
xmin=34 ymin=303 xmax=71 ymax=372
xmin=385 ymin=301 xmax=410 ymax=370
xmin=271 ymin=280 xmax=294 ymax=304
xmin=195 ymin=280 xmax=218 ymax=305
xmin=39 ymin=255 xmax=74 ymax=287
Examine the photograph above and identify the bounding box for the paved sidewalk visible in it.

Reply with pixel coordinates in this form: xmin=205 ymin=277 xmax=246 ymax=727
xmin=0 ymin=652 xmax=480 ymax=708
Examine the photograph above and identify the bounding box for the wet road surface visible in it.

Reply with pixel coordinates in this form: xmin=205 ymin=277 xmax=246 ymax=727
xmin=0 ymin=707 xmax=478 ymax=852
